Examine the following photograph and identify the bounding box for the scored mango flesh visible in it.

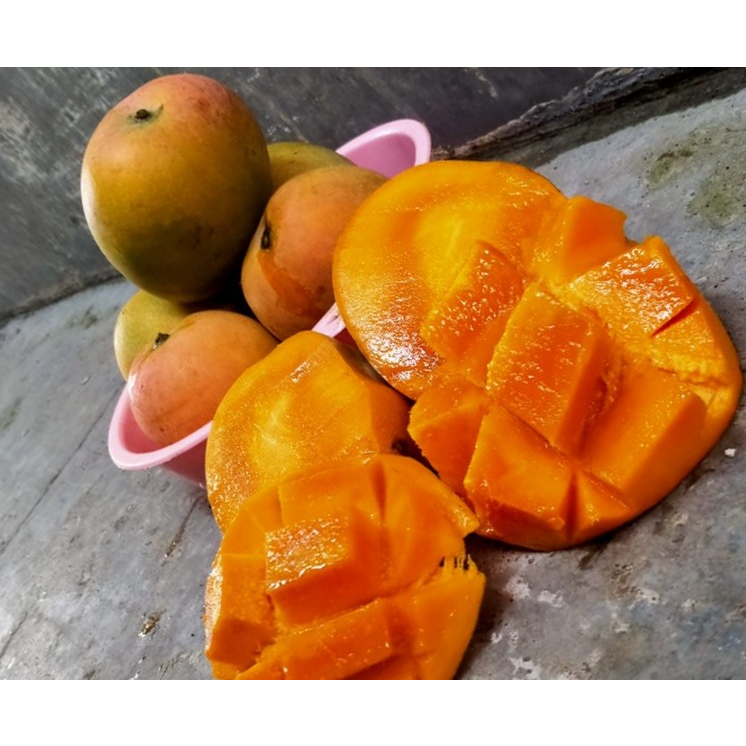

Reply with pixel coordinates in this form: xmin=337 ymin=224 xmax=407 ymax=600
xmin=334 ymin=161 xmax=742 ymax=550
xmin=204 ymin=454 xmax=485 ymax=679
xmin=205 ymin=331 xmax=412 ymax=531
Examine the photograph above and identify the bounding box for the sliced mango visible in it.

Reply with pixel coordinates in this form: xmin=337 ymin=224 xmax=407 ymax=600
xmin=486 ymin=284 xmax=611 ymax=455
xmin=531 ymin=194 xmax=630 ymax=283
xmin=408 ymin=374 xmax=490 ymax=495
xmin=464 ymin=402 xmax=575 ymax=549
xmin=420 ymin=239 xmax=526 ymax=385
xmin=203 ymin=553 xmax=276 ymax=678
xmin=265 ymin=508 xmax=383 ymax=627
xmin=583 ymin=362 xmax=708 ymax=513
xmin=205 ymin=330 xmax=412 ymax=531
xmin=334 ymin=160 xmax=563 ymax=398
xmin=205 ymin=454 xmax=484 ymax=679
xmin=569 ymin=235 xmax=698 ymax=340
xmin=333 ymin=160 xmax=742 ymax=549
xmin=246 ymin=597 xmax=397 ymax=680
xmin=392 ymin=556 xmax=485 ymax=680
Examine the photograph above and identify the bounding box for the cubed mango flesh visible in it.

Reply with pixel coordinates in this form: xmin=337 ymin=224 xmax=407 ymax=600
xmin=204 ymin=454 xmax=484 ymax=679
xmin=333 ymin=160 xmax=742 ymax=549
xmin=205 ymin=331 xmax=412 ymax=532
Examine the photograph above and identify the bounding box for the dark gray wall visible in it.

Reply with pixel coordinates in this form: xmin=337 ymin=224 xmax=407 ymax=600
xmin=0 ymin=67 xmax=600 ymax=323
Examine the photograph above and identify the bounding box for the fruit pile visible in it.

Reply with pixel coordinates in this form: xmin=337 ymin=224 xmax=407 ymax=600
xmin=83 ymin=73 xmax=385 ymax=447
xmin=82 ymin=73 xmax=742 ymax=679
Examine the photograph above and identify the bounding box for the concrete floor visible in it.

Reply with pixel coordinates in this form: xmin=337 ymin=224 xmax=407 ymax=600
xmin=1 ymin=82 xmax=745 ymax=679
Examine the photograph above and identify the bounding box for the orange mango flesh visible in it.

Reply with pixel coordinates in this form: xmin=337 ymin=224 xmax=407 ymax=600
xmin=204 ymin=454 xmax=484 ymax=679
xmin=530 ymin=195 xmax=631 ymax=283
xmin=464 ymin=402 xmax=575 ymax=548
xmin=204 ymin=330 xmax=412 ymax=532
xmin=265 ymin=508 xmax=383 ymax=627
xmin=485 ymin=284 xmax=611 ymax=454
xmin=334 ymin=160 xmax=742 ymax=550
xmin=568 ymin=235 xmax=697 ymax=340
xmin=333 ymin=160 xmax=563 ymax=400
xmin=407 ymin=374 xmax=490 ymax=494
xmin=420 ymin=239 xmax=526 ymax=386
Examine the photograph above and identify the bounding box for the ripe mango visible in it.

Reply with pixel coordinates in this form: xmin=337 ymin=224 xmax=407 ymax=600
xmin=205 ymin=330 xmax=412 ymax=531
xmin=114 ymin=285 xmax=254 ymax=380
xmin=81 ymin=73 xmax=271 ymax=303
xmin=241 ymin=165 xmax=386 ymax=340
xmin=267 ymin=141 xmax=352 ymax=192
xmin=204 ymin=454 xmax=484 ymax=679
xmin=334 ymin=160 xmax=743 ymax=550
xmin=128 ymin=310 xmax=278 ymax=447
xmin=114 ymin=289 xmax=199 ymax=380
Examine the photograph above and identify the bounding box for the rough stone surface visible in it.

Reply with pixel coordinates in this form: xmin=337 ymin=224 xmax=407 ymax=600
xmin=0 ymin=278 xmax=217 ymax=679
xmin=1 ymin=75 xmax=744 ymax=680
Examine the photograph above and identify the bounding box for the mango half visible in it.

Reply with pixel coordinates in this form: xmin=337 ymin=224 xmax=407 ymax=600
xmin=333 ymin=160 xmax=743 ymax=550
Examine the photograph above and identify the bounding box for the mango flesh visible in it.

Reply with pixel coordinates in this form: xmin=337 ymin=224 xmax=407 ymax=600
xmin=334 ymin=160 xmax=743 ymax=550
xmin=128 ymin=309 xmax=278 ymax=447
xmin=241 ymin=165 xmax=387 ymax=340
xmin=205 ymin=330 xmax=413 ymax=532
xmin=204 ymin=454 xmax=484 ymax=679
xmin=81 ymin=73 xmax=271 ymax=302
xmin=334 ymin=160 xmax=563 ymax=399
xmin=267 ymin=141 xmax=352 ymax=192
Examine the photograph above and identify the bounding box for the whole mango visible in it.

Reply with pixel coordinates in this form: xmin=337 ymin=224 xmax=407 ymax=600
xmin=241 ymin=165 xmax=386 ymax=339
xmin=267 ymin=141 xmax=352 ymax=191
xmin=128 ymin=309 xmax=278 ymax=447
xmin=81 ymin=73 xmax=271 ymax=303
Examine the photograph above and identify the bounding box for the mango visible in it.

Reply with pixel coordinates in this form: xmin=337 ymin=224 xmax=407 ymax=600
xmin=114 ymin=289 xmax=198 ymax=380
xmin=333 ymin=160 xmax=562 ymax=399
xmin=204 ymin=454 xmax=484 ymax=679
xmin=81 ymin=73 xmax=271 ymax=302
xmin=267 ymin=141 xmax=352 ymax=192
xmin=113 ymin=285 xmax=254 ymax=380
xmin=128 ymin=310 xmax=278 ymax=447
xmin=205 ymin=330 xmax=412 ymax=531
xmin=333 ymin=159 xmax=743 ymax=550
xmin=241 ymin=165 xmax=387 ymax=340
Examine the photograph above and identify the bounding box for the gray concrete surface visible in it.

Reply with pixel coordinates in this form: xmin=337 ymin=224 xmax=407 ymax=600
xmin=1 ymin=75 xmax=744 ymax=679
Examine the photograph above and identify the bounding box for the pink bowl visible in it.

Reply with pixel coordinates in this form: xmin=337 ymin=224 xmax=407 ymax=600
xmin=108 ymin=118 xmax=432 ymax=487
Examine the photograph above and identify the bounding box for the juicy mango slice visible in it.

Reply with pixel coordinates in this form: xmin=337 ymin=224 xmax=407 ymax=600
xmin=205 ymin=330 xmax=412 ymax=531
xmin=485 ymin=284 xmax=611 ymax=454
xmin=568 ymin=235 xmax=698 ymax=340
xmin=334 ymin=160 xmax=742 ymax=550
xmin=465 ymin=402 xmax=575 ymax=549
xmin=333 ymin=160 xmax=563 ymax=399
xmin=407 ymin=373 xmax=491 ymax=495
xmin=420 ymin=239 xmax=526 ymax=386
xmin=204 ymin=454 xmax=484 ymax=679
xmin=531 ymin=194 xmax=631 ymax=283
xmin=204 ymin=552 xmax=276 ymax=679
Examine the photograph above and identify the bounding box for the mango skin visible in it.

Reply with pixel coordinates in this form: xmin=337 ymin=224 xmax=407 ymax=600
xmin=114 ymin=289 xmax=198 ymax=380
xmin=113 ymin=286 xmax=254 ymax=380
xmin=81 ymin=73 xmax=271 ymax=303
xmin=267 ymin=141 xmax=352 ymax=192
xmin=241 ymin=165 xmax=386 ymax=340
